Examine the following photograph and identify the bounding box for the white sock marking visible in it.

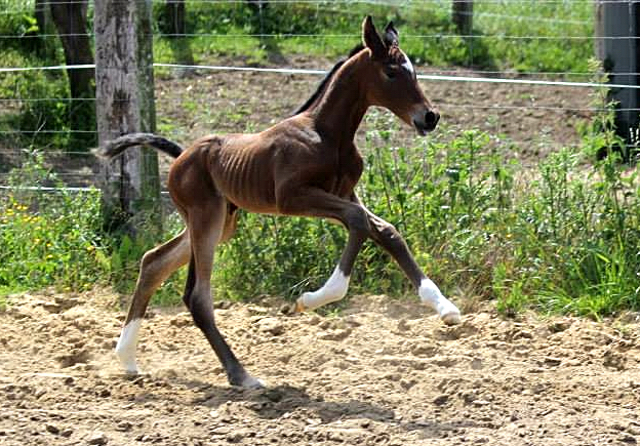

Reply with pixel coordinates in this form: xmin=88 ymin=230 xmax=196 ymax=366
xmin=115 ymin=319 xmax=142 ymax=374
xmin=298 ymin=265 xmax=350 ymax=311
xmin=419 ymin=278 xmax=461 ymax=325
xmin=241 ymin=375 xmax=266 ymax=389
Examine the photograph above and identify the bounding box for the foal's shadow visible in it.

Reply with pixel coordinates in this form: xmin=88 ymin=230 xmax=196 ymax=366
xmin=130 ymin=377 xmax=481 ymax=437
xmin=194 ymin=384 xmax=395 ymax=424
xmin=195 ymin=384 xmax=481 ymax=437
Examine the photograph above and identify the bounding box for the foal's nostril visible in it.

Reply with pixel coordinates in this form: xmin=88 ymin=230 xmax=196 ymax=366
xmin=425 ymin=110 xmax=439 ymax=128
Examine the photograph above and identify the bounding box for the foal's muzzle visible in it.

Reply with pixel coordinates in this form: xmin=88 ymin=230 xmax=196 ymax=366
xmin=413 ymin=109 xmax=440 ymax=136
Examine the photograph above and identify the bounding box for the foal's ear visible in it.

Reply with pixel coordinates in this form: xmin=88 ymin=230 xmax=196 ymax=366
xmin=383 ymin=21 xmax=399 ymax=47
xmin=362 ymin=15 xmax=386 ymax=60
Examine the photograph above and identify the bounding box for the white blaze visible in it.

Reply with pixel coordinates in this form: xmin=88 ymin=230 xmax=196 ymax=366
xmin=298 ymin=265 xmax=350 ymax=311
xmin=418 ymin=278 xmax=461 ymax=325
xmin=401 ymin=53 xmax=414 ymax=75
xmin=115 ymin=319 xmax=142 ymax=374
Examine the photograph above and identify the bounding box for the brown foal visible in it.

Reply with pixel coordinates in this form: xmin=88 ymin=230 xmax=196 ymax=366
xmin=102 ymin=17 xmax=461 ymax=388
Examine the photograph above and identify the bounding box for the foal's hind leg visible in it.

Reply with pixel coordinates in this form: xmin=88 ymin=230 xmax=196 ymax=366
xmin=183 ymin=198 xmax=263 ymax=388
xmin=116 ymin=230 xmax=190 ymax=373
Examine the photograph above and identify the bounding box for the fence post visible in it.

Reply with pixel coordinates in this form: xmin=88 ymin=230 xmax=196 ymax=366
xmin=49 ymin=0 xmax=95 ymax=152
xmin=452 ymin=0 xmax=473 ymax=36
xmin=595 ymin=0 xmax=640 ymax=146
xmin=94 ymin=0 xmax=161 ymax=235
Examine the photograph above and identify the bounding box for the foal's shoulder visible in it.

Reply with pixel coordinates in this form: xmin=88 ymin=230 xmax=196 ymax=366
xmin=267 ymin=115 xmax=321 ymax=146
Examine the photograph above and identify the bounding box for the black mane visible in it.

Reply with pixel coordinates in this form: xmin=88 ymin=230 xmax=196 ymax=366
xmin=292 ymin=44 xmax=365 ymax=116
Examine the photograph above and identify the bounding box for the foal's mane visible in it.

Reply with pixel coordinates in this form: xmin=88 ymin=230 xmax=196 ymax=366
xmin=292 ymin=44 xmax=365 ymax=116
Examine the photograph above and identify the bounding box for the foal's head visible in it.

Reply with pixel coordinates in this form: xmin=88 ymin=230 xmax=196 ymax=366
xmin=360 ymin=16 xmax=439 ymax=135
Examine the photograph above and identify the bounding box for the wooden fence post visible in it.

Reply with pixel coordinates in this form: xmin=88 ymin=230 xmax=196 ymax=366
xmin=595 ymin=0 xmax=640 ymax=145
xmin=94 ymin=0 xmax=161 ymax=234
xmin=452 ymin=0 xmax=473 ymax=36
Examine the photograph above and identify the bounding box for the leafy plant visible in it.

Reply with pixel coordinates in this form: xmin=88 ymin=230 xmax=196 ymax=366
xmin=0 ymin=150 xmax=108 ymax=296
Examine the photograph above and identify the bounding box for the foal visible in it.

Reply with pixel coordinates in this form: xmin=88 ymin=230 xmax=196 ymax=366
xmin=102 ymin=17 xmax=461 ymax=388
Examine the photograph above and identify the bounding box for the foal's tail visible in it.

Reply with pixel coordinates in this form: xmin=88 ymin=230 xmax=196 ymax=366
xmin=99 ymin=133 xmax=184 ymax=160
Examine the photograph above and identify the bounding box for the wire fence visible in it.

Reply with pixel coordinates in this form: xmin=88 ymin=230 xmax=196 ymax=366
xmin=0 ymin=0 xmax=633 ymax=192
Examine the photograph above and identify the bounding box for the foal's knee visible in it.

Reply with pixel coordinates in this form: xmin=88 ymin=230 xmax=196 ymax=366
xmin=372 ymin=219 xmax=402 ymax=244
xmin=344 ymin=205 xmax=371 ymax=235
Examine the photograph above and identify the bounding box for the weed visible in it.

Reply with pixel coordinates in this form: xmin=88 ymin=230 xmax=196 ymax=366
xmin=0 ymin=151 xmax=108 ymax=295
xmin=2 ymin=122 xmax=639 ymax=319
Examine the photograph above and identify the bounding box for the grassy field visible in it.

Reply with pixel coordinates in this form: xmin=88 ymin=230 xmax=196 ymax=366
xmin=154 ymin=0 xmax=594 ymax=74
xmin=0 ymin=1 xmax=595 ymax=151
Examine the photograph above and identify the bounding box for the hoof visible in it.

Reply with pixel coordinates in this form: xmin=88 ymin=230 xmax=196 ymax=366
xmin=120 ymin=363 xmax=141 ymax=375
xmin=239 ymin=374 xmax=266 ymax=389
xmin=441 ymin=310 xmax=462 ymax=326
xmin=116 ymin=352 xmax=140 ymax=375
xmin=294 ymin=299 xmax=306 ymax=313
xmin=438 ymin=300 xmax=462 ymax=326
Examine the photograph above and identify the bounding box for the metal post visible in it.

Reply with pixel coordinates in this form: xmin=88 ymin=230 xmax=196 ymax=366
xmin=94 ymin=0 xmax=161 ymax=234
xmin=595 ymin=0 xmax=640 ymax=145
xmin=452 ymin=0 xmax=473 ymax=36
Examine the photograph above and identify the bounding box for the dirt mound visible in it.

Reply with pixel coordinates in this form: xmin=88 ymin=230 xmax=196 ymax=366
xmin=1 ymin=290 xmax=639 ymax=445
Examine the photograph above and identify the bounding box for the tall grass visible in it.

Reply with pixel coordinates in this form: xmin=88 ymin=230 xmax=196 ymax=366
xmin=213 ymin=123 xmax=639 ymax=318
xmin=2 ymin=115 xmax=638 ymax=318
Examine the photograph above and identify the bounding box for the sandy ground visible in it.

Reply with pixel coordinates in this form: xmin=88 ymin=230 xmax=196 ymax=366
xmin=1 ymin=290 xmax=639 ymax=446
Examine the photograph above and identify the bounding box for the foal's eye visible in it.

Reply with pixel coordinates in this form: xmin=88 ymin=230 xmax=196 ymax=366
xmin=384 ymin=68 xmax=398 ymax=79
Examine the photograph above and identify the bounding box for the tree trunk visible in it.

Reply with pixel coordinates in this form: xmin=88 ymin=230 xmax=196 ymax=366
xmin=95 ymin=0 xmax=161 ymax=235
xmin=452 ymin=0 xmax=474 ymax=36
xmin=34 ymin=0 xmax=55 ymax=58
xmin=49 ymin=0 xmax=96 ymax=151
xmin=160 ymin=0 xmax=195 ymax=73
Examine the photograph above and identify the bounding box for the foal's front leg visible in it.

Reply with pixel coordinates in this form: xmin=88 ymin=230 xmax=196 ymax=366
xmin=294 ymin=192 xmax=460 ymax=324
xmin=276 ymin=188 xmax=369 ymax=312
xmin=295 ymin=229 xmax=366 ymax=312
xmin=361 ymin=204 xmax=461 ymax=325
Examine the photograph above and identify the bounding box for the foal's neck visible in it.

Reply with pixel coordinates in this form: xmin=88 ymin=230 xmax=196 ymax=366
xmin=311 ymin=52 xmax=369 ymax=146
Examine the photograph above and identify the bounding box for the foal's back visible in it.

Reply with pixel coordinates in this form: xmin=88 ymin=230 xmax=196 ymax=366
xmin=168 ymin=114 xmax=328 ymax=215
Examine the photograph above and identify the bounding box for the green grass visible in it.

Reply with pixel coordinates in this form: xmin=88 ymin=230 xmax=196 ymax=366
xmin=473 ymin=0 xmax=593 ymax=73
xmin=153 ymin=0 xmax=594 ymax=74
xmin=221 ymin=131 xmax=639 ymax=319
xmin=0 ymin=152 xmax=109 ymax=296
